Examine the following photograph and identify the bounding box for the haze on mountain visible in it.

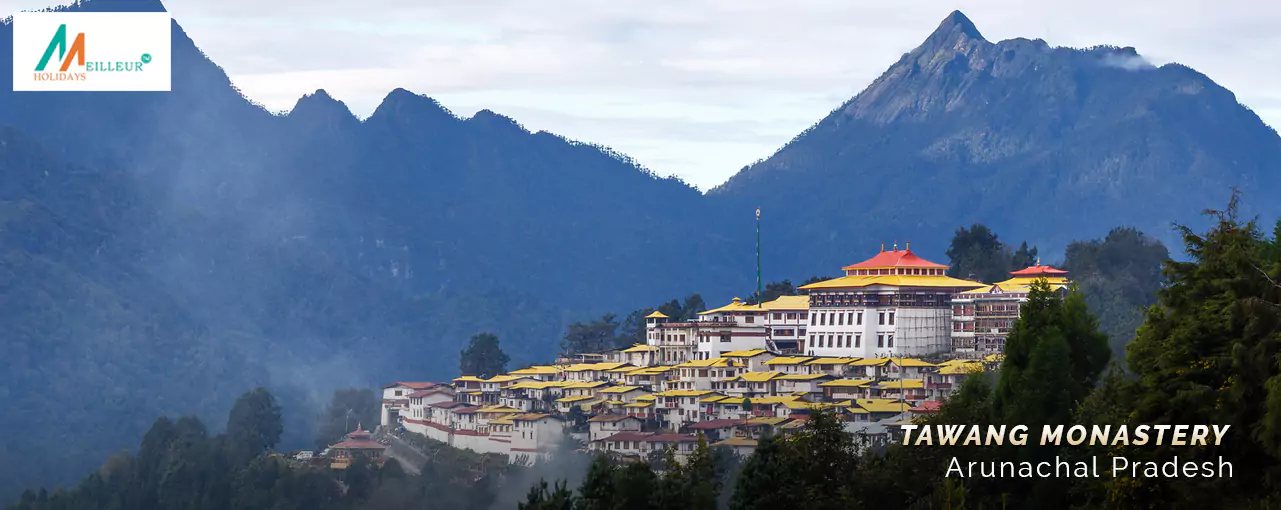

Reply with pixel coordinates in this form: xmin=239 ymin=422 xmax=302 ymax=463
xmin=1 ymin=0 xmax=1278 ymax=501
xmin=710 ymin=10 xmax=1281 ymax=280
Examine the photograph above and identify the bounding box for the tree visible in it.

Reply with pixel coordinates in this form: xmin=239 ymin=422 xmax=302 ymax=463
xmin=730 ymin=434 xmax=795 ymax=510
xmin=1062 ymin=226 xmax=1169 ymax=356
xmin=225 ymin=388 xmax=283 ymax=465
xmin=993 ymin=280 xmax=1109 ymax=426
xmin=520 ymin=479 xmax=576 ymax=510
xmin=945 ymin=224 xmax=1028 ymax=283
xmin=459 ymin=332 xmax=510 ymax=378
xmin=315 ymin=388 xmax=380 ymax=450
xmin=746 ymin=280 xmax=797 ymax=305
xmin=611 ymin=461 xmax=658 ymax=510
xmin=1011 ymin=241 xmax=1038 ymax=269
xmin=1077 ymin=194 xmax=1281 ymax=508
xmin=561 ymin=315 xmax=620 ymax=355
xmin=576 ymin=455 xmax=616 ymax=510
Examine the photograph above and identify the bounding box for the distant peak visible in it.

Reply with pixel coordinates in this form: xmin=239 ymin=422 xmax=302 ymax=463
xmin=289 ymin=89 xmax=355 ymax=122
xmin=367 ymin=88 xmax=458 ymax=125
xmin=468 ymin=109 xmax=528 ymax=133
xmin=924 ymin=10 xmax=985 ymax=46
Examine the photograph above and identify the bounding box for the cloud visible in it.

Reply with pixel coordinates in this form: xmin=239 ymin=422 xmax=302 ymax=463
xmin=2 ymin=0 xmax=1279 ymax=189
xmin=1101 ymin=53 xmax=1155 ymax=71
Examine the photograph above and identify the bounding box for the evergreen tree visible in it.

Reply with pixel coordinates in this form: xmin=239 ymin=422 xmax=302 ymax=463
xmin=575 ymin=455 xmax=616 ymax=510
xmin=610 ymin=461 xmax=657 ymax=510
xmin=225 ymin=388 xmax=284 ymax=465
xmin=459 ymin=332 xmax=511 ymax=378
xmin=729 ymin=434 xmax=791 ymax=510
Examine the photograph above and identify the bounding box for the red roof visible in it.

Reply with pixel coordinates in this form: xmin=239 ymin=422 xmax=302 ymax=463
xmin=910 ymin=401 xmax=942 ymax=413
xmin=1009 ymin=264 xmax=1068 ymax=276
xmin=842 ymin=249 xmax=948 ymax=271
xmin=408 ymin=388 xmax=455 ymax=399
xmin=330 ymin=439 xmax=386 ymax=450
xmin=429 ymin=401 xmax=471 ymax=409
xmin=648 ymin=433 xmax=698 ymax=443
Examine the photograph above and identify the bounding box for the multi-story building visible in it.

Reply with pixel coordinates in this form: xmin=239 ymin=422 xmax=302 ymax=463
xmin=951 ymin=263 xmax=1071 ymax=357
xmin=798 ymin=244 xmax=986 ymax=358
xmin=760 ymin=295 xmax=810 ymax=353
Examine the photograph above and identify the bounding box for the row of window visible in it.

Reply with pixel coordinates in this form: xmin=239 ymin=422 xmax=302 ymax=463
xmin=810 ymin=293 xmax=947 ymax=307
xmin=804 ymin=333 xmax=895 ymax=349
xmin=809 ymin=310 xmax=897 ymax=326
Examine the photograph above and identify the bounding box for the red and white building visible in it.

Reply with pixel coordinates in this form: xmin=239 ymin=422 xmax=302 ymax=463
xmin=798 ymin=244 xmax=986 ymax=358
xmin=951 ymin=262 xmax=1071 ymax=357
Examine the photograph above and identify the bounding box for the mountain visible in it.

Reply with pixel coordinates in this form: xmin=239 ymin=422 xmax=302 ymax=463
xmin=710 ymin=10 xmax=1281 ymax=277
xmin=0 ymin=0 xmax=742 ymax=500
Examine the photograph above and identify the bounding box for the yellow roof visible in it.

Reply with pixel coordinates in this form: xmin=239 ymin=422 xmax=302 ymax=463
xmin=484 ymin=375 xmax=527 ymax=383
xmin=556 ymin=395 xmax=597 ymax=403
xmin=732 ymin=371 xmax=783 ymax=382
xmin=721 ymin=349 xmax=771 ymax=358
xmin=654 ymin=389 xmax=719 ymax=397
xmin=677 ymin=358 xmax=741 ymax=368
xmin=713 ymin=437 xmax=759 ymax=447
xmin=699 ymin=297 xmax=761 ymax=315
xmin=489 ymin=418 xmax=515 ymax=425
xmin=937 ymin=363 xmax=984 ymax=375
xmin=608 ymin=366 xmax=648 ymax=374
xmin=598 ymin=385 xmax=643 ymax=394
xmin=879 ymin=379 xmax=925 ymax=389
xmin=781 ymin=400 xmax=831 ymax=410
xmin=984 ymin=353 xmax=1005 ymax=363
xmin=819 ymin=379 xmax=875 ymax=388
xmin=621 ymin=344 xmax=660 ymax=353
xmin=897 ymin=358 xmax=937 ymax=367
xmin=745 ymin=416 xmax=791 ymax=426
xmin=845 ymin=407 xmax=870 ymax=414
xmin=961 ymin=276 xmax=1071 ymax=295
xmin=852 ymin=399 xmax=911 ymax=413
xmin=604 ymin=400 xmax=626 ymax=405
xmin=712 ymin=396 xmax=798 ymax=406
xmin=701 ymin=395 xmax=729 ymax=403
xmin=777 ymin=373 xmax=831 ymax=381
xmin=799 ymin=274 xmax=988 ymax=290
xmin=805 ymin=357 xmax=860 ymax=365
xmin=453 ymin=376 xmax=485 ymax=382
xmin=509 ymin=366 xmax=558 ymax=375
xmin=507 ymin=381 xmax=563 ymax=390
xmin=564 ymin=381 xmax=610 ymax=389
xmin=758 ymin=295 xmax=810 ymax=311
xmin=565 ymin=362 xmax=630 ymax=372
xmin=623 ymin=402 xmax=654 ymax=408
xmin=634 ymin=395 xmax=656 ymax=402
xmin=764 ymin=356 xmax=814 ymax=366
xmin=627 ymin=366 xmax=674 ymax=375
xmin=645 ymin=311 xmax=670 ymax=319
xmin=474 ymin=405 xmax=523 ymax=413
xmin=847 ymin=358 xmax=892 ymax=367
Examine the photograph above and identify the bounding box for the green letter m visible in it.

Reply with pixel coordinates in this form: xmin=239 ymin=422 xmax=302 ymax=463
xmin=35 ymin=24 xmax=69 ymax=72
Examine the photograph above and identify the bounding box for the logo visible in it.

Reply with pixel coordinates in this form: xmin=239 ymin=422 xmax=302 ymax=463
xmin=13 ymin=12 xmax=171 ymax=92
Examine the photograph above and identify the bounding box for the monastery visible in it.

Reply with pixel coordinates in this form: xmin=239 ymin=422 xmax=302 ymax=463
xmin=379 ymin=245 xmax=1069 ymax=464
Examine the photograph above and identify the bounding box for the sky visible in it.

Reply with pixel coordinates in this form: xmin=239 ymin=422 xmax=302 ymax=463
xmin=5 ymin=0 xmax=1280 ymax=190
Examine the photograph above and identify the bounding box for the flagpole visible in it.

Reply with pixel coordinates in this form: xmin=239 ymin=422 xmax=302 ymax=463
xmin=756 ymin=207 xmax=762 ymax=307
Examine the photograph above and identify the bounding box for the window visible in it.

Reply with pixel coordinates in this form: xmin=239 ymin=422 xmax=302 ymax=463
xmin=855 ymin=334 xmax=861 ymax=348
xmin=857 ymin=312 xmax=863 ymax=325
xmin=889 ymin=312 xmax=896 ymax=325
xmin=745 ymin=316 xmax=754 ymax=324
xmin=878 ymin=312 xmax=886 ymax=325
xmin=787 ymin=313 xmax=797 ymax=320
xmin=829 ymin=313 xmax=835 ymax=325
xmin=820 ymin=313 xmax=826 ymax=326
xmin=888 ymin=334 xmax=895 ymax=348
xmin=838 ymin=313 xmax=844 ymax=326
xmin=827 ymin=335 xmax=834 ymax=348
xmin=720 ymin=334 xmax=731 ymax=343
xmin=799 ymin=328 xmax=807 ymax=337
xmin=394 ymin=390 xmax=403 ymax=396
xmin=773 ymin=313 xmax=782 ymax=320
xmin=810 ymin=312 xmax=817 ymax=325
xmin=877 ymin=334 xmax=885 ymax=348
